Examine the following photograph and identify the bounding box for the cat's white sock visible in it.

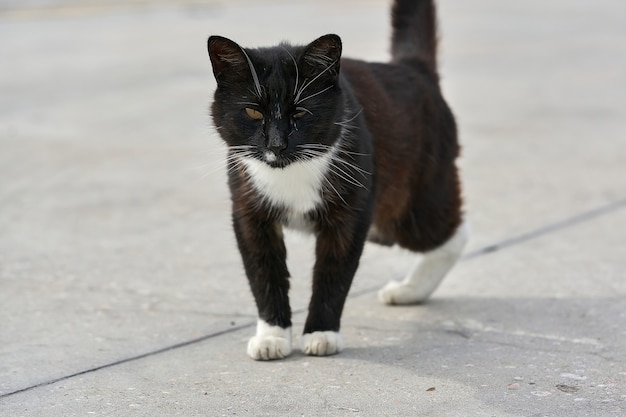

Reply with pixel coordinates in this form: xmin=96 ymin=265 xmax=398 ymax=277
xmin=247 ymin=319 xmax=292 ymax=360
xmin=300 ymin=331 xmax=344 ymax=356
xmin=379 ymin=221 xmax=469 ymax=305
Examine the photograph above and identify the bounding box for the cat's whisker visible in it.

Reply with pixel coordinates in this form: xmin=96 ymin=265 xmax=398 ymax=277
xmin=228 ymin=145 xmax=256 ymax=151
xmin=281 ymin=46 xmax=300 ymax=97
xmin=334 ymin=108 xmax=364 ymax=130
xmin=191 ymin=148 xmax=246 ymax=178
xmin=337 ymin=149 xmax=370 ymax=157
xmin=327 ymin=164 xmax=367 ymax=189
xmin=330 ymin=155 xmax=371 ymax=177
xmin=298 ymin=143 xmax=368 ymax=156
xmin=323 ymin=176 xmax=348 ymax=206
xmin=240 ymin=48 xmax=263 ymax=98
xmin=294 ymin=59 xmax=337 ymax=104
xmin=295 ymin=145 xmax=371 ymax=188
xmin=288 ymin=151 xmax=344 ymax=206
xmin=300 ymin=144 xmax=371 ymax=177
xmin=295 ymin=148 xmax=367 ymax=190
xmin=342 ymin=108 xmax=364 ymax=123
xmin=295 ymin=85 xmax=333 ymax=105
xmin=307 ymin=161 xmax=347 ymax=206
xmin=223 ymin=149 xmax=256 ymax=175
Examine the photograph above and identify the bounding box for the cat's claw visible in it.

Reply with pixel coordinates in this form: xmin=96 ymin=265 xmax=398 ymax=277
xmin=301 ymin=331 xmax=344 ymax=356
xmin=247 ymin=335 xmax=292 ymax=360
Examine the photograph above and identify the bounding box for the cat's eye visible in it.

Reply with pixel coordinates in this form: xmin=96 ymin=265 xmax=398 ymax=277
xmin=245 ymin=108 xmax=263 ymax=120
xmin=292 ymin=109 xmax=309 ymax=119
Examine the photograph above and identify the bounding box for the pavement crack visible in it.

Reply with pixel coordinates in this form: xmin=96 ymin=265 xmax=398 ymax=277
xmin=462 ymin=197 xmax=626 ymax=260
xmin=0 ymin=321 xmax=255 ymax=400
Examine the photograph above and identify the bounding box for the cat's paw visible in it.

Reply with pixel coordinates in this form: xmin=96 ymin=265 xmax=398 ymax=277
xmin=247 ymin=321 xmax=292 ymax=360
xmin=378 ymin=280 xmax=428 ymax=305
xmin=300 ymin=331 xmax=344 ymax=356
xmin=247 ymin=335 xmax=292 ymax=360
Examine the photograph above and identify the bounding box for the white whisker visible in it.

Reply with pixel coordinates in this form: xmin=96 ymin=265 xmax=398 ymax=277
xmin=240 ymin=48 xmax=263 ymax=98
xmin=328 ymin=165 xmax=367 ymax=189
xmin=281 ymin=46 xmax=300 ymax=97
xmin=296 ymin=147 xmax=368 ymax=191
xmin=334 ymin=108 xmax=364 ymax=130
xmin=295 ymin=85 xmax=333 ymax=105
xmin=294 ymin=59 xmax=337 ymax=104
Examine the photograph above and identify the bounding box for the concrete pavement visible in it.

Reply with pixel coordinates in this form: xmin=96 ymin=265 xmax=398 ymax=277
xmin=1 ymin=1 xmax=625 ymax=415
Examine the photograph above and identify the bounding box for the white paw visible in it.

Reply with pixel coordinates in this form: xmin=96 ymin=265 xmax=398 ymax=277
xmin=301 ymin=331 xmax=344 ymax=356
xmin=378 ymin=280 xmax=428 ymax=305
xmin=247 ymin=320 xmax=292 ymax=361
xmin=247 ymin=335 xmax=292 ymax=360
xmin=380 ymin=221 xmax=469 ymax=305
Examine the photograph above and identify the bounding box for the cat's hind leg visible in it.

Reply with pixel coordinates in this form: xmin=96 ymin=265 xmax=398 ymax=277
xmin=378 ymin=221 xmax=468 ymax=305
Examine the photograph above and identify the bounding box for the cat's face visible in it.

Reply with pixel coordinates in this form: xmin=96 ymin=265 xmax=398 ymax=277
xmin=208 ymin=35 xmax=344 ymax=168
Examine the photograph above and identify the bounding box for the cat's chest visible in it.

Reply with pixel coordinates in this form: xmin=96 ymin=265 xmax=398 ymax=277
xmin=241 ymin=156 xmax=332 ymax=229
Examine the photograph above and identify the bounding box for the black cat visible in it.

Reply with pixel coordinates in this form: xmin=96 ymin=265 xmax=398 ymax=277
xmin=207 ymin=0 xmax=467 ymax=360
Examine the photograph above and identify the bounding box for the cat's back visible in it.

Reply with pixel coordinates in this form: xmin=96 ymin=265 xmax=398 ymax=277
xmin=340 ymin=57 xmax=461 ymax=252
xmin=340 ymin=57 xmax=458 ymax=171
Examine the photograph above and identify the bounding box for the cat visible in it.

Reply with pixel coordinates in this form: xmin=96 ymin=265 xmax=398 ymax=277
xmin=207 ymin=0 xmax=468 ymax=360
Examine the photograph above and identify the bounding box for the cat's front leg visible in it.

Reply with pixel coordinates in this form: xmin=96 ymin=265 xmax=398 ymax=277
xmin=232 ymin=212 xmax=292 ymax=360
xmin=301 ymin=216 xmax=369 ymax=356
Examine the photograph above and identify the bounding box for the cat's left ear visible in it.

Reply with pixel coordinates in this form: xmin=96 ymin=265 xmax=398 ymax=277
xmin=207 ymin=35 xmax=248 ymax=81
xmin=301 ymin=34 xmax=342 ymax=80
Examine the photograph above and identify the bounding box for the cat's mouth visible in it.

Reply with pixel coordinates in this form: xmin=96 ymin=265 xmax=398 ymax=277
xmin=264 ymin=151 xmax=279 ymax=164
xmin=262 ymin=150 xmax=297 ymax=169
xmin=256 ymin=146 xmax=326 ymax=169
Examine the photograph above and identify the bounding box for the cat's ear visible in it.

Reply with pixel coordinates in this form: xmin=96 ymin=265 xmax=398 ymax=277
xmin=301 ymin=34 xmax=342 ymax=80
xmin=207 ymin=36 xmax=248 ymax=81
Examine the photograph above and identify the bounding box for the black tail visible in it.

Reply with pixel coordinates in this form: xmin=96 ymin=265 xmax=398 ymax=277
xmin=391 ymin=0 xmax=438 ymax=74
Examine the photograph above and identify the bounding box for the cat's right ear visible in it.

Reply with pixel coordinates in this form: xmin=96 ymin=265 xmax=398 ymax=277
xmin=207 ymin=36 xmax=247 ymax=81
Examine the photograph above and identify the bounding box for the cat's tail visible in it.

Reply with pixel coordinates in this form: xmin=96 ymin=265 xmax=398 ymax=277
xmin=391 ymin=0 xmax=438 ymax=74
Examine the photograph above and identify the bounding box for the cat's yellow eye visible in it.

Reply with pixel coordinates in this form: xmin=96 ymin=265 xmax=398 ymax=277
xmin=245 ymin=108 xmax=263 ymax=120
xmin=292 ymin=110 xmax=308 ymax=119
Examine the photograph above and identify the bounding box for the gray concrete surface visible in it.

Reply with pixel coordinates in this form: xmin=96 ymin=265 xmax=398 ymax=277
xmin=1 ymin=0 xmax=625 ymax=415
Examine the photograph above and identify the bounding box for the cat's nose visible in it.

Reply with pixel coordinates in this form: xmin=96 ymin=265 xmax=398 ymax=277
xmin=268 ymin=140 xmax=287 ymax=156
xmin=267 ymin=125 xmax=287 ymax=155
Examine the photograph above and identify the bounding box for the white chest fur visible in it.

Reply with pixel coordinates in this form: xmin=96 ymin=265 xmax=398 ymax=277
xmin=241 ymin=153 xmax=333 ymax=217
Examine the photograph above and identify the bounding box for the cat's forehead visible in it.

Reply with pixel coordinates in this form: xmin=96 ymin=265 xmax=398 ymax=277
xmin=254 ymin=49 xmax=296 ymax=70
xmin=251 ymin=44 xmax=300 ymax=67
xmin=247 ymin=47 xmax=300 ymax=100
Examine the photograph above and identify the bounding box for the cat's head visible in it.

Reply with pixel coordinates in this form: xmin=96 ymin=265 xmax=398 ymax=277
xmin=208 ymin=34 xmax=344 ymax=168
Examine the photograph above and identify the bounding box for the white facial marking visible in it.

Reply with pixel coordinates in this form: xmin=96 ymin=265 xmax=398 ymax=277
xmin=247 ymin=319 xmax=292 ymax=360
xmin=274 ymin=102 xmax=282 ymax=120
xmin=242 ymin=146 xmax=336 ymax=214
xmin=264 ymin=151 xmax=277 ymax=163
